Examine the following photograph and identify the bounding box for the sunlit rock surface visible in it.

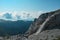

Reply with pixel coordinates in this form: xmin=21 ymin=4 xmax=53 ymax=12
xmin=25 ymin=9 xmax=60 ymax=40
xmin=28 ymin=29 xmax=60 ymax=40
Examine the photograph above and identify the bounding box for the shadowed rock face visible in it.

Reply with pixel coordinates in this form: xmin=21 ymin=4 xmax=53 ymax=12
xmin=25 ymin=9 xmax=60 ymax=40
xmin=24 ymin=9 xmax=60 ymax=37
xmin=43 ymin=12 xmax=60 ymax=30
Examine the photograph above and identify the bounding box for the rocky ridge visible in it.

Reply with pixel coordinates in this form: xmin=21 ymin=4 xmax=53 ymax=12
xmin=24 ymin=9 xmax=60 ymax=40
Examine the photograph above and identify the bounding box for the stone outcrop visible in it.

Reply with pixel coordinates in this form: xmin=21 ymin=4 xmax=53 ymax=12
xmin=24 ymin=9 xmax=60 ymax=40
xmin=28 ymin=29 xmax=60 ymax=40
xmin=25 ymin=9 xmax=60 ymax=36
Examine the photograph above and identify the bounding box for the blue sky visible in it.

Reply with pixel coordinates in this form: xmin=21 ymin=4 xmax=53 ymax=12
xmin=0 ymin=0 xmax=60 ymax=21
xmin=0 ymin=0 xmax=60 ymax=11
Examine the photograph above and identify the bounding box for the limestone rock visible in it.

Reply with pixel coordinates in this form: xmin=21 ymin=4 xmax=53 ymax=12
xmin=24 ymin=9 xmax=60 ymax=40
xmin=25 ymin=9 xmax=60 ymax=36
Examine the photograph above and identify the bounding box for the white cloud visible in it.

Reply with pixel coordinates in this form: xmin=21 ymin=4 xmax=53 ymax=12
xmin=0 ymin=11 xmax=45 ymax=21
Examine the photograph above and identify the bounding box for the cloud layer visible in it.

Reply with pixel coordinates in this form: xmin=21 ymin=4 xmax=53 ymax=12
xmin=0 ymin=11 xmax=45 ymax=21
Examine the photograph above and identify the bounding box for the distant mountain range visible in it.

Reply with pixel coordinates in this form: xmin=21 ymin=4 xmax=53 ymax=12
xmin=0 ymin=19 xmax=33 ymax=36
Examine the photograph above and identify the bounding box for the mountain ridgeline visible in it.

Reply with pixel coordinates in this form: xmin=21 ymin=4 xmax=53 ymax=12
xmin=0 ymin=19 xmax=33 ymax=36
xmin=24 ymin=9 xmax=60 ymax=39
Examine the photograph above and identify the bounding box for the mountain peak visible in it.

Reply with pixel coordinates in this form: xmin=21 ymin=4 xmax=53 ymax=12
xmin=24 ymin=9 xmax=60 ymax=38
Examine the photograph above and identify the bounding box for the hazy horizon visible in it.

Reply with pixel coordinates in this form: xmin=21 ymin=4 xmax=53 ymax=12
xmin=0 ymin=0 xmax=60 ymax=21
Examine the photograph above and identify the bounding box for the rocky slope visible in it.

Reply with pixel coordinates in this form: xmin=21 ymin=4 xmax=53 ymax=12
xmin=24 ymin=9 xmax=60 ymax=40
